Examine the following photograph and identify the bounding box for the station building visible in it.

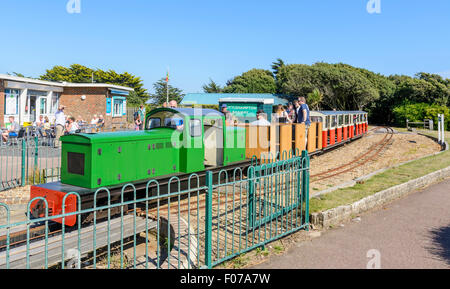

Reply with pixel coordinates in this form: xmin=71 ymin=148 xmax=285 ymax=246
xmin=181 ymin=93 xmax=288 ymax=122
xmin=0 ymin=74 xmax=133 ymax=127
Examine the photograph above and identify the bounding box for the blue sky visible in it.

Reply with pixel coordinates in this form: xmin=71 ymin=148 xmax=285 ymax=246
xmin=0 ymin=0 xmax=449 ymax=93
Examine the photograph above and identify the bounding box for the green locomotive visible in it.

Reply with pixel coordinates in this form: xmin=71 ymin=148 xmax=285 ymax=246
xmin=30 ymin=108 xmax=248 ymax=226
xmin=61 ymin=108 xmax=247 ymax=189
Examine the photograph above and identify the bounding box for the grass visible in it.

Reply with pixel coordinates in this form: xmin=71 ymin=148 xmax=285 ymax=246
xmin=310 ymin=127 xmax=450 ymax=214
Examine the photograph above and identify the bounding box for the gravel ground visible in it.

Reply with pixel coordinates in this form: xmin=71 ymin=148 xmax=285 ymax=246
xmin=309 ymin=130 xmax=441 ymax=193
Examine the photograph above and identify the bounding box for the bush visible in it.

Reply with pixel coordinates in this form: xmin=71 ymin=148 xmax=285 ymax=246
xmin=393 ymin=103 xmax=450 ymax=130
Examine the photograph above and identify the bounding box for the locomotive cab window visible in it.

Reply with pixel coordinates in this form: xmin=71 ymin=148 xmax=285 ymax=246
xmin=148 ymin=118 xmax=161 ymax=129
xmin=189 ymin=119 xmax=202 ymax=137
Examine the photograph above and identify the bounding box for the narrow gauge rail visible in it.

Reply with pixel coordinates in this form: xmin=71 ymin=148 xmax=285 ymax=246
xmin=311 ymin=127 xmax=394 ymax=182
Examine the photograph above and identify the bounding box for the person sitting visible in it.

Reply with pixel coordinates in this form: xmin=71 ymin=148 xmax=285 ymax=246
xmin=250 ymin=110 xmax=271 ymax=126
xmin=65 ymin=116 xmax=79 ymax=134
xmin=33 ymin=115 xmax=45 ymax=137
xmin=97 ymin=115 xmax=105 ymax=128
xmin=90 ymin=114 xmax=99 ymax=125
xmin=2 ymin=116 xmax=20 ymax=144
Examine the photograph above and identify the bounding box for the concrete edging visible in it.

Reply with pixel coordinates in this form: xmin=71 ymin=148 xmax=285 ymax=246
xmin=310 ymin=165 xmax=450 ymax=229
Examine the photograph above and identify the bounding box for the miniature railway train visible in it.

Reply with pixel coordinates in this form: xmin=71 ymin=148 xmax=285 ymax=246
xmin=29 ymin=108 xmax=368 ymax=226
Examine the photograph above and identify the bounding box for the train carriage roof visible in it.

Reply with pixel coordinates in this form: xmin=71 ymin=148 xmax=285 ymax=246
xmin=147 ymin=108 xmax=224 ymax=118
xmin=311 ymin=111 xmax=367 ymax=116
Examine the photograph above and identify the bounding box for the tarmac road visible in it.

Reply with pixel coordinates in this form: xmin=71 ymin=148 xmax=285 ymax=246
xmin=254 ymin=177 xmax=450 ymax=269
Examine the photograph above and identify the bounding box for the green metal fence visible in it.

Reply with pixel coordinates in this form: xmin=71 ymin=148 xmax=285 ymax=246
xmin=0 ymin=151 xmax=309 ymax=269
xmin=0 ymin=137 xmax=61 ymax=191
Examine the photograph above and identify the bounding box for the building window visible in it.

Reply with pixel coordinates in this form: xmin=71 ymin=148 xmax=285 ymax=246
xmin=40 ymin=98 xmax=47 ymax=114
xmin=51 ymin=93 xmax=60 ymax=114
xmin=112 ymin=96 xmax=126 ymax=117
xmin=4 ymin=89 xmax=20 ymax=115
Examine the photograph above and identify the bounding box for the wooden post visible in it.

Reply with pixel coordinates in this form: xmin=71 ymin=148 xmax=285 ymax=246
xmin=307 ymin=123 xmax=317 ymax=153
xmin=317 ymin=122 xmax=323 ymax=150
xmin=294 ymin=123 xmax=306 ymax=152
xmin=279 ymin=124 xmax=292 ymax=160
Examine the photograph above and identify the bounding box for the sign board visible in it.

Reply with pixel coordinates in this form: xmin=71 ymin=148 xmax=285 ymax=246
xmin=227 ymin=103 xmax=259 ymax=119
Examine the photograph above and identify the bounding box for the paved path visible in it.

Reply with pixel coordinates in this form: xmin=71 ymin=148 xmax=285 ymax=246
xmin=254 ymin=178 xmax=450 ymax=269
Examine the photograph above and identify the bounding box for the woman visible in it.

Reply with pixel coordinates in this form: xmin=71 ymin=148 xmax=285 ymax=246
xmin=65 ymin=117 xmax=79 ymax=135
xmin=275 ymin=104 xmax=291 ymax=123
xmin=286 ymin=103 xmax=296 ymax=123
xmin=135 ymin=115 xmax=142 ymax=131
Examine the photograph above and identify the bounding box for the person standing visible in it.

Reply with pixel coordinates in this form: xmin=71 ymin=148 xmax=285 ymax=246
xmin=221 ymin=104 xmax=234 ymax=126
xmin=54 ymin=105 xmax=66 ymax=148
xmin=134 ymin=115 xmax=142 ymax=131
xmin=297 ymin=97 xmax=311 ymax=146
xmin=138 ymin=105 xmax=146 ymax=130
xmin=286 ymin=103 xmax=296 ymax=123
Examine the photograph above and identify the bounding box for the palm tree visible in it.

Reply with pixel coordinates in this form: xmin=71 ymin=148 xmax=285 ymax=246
xmin=307 ymin=89 xmax=323 ymax=110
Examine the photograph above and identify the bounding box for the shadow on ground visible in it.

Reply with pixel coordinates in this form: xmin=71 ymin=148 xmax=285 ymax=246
xmin=428 ymin=225 xmax=450 ymax=266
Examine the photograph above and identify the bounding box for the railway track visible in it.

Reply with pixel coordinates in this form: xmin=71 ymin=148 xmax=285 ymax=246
xmin=311 ymin=127 xmax=394 ymax=183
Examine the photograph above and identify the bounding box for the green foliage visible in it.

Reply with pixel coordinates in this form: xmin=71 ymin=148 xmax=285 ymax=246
xmin=40 ymin=64 xmax=149 ymax=105
xmin=277 ymin=63 xmax=379 ymax=110
xmin=307 ymin=88 xmax=323 ymax=110
xmin=271 ymin=58 xmax=285 ymax=79
xmin=149 ymin=78 xmax=184 ymax=105
xmin=202 ymin=79 xmax=223 ymax=93
xmin=393 ymin=103 xmax=450 ymax=130
xmin=223 ymin=69 xmax=276 ymax=94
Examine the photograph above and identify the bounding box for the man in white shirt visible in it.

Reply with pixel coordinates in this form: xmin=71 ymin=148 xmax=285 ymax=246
xmin=54 ymin=105 xmax=66 ymax=148
xmin=250 ymin=110 xmax=271 ymax=126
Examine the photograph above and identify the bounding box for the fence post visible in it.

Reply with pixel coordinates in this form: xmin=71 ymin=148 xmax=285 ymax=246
xmin=34 ymin=136 xmax=38 ymax=168
xmin=301 ymin=150 xmax=310 ymax=230
xmin=21 ymin=139 xmax=26 ymax=186
xmin=204 ymin=171 xmax=213 ymax=269
xmin=247 ymin=168 xmax=255 ymax=229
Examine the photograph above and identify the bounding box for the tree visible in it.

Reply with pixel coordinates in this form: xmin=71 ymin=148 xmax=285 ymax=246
xmin=202 ymin=79 xmax=223 ymax=93
xmin=223 ymin=69 xmax=276 ymax=94
xmin=149 ymin=78 xmax=184 ymax=105
xmin=307 ymin=89 xmax=323 ymax=110
xmin=40 ymin=64 xmax=149 ymax=105
xmin=277 ymin=63 xmax=379 ymax=110
xmin=271 ymin=58 xmax=285 ymax=79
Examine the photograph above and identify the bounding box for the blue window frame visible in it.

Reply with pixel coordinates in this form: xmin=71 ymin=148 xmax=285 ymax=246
xmin=112 ymin=96 xmax=126 ymax=117
xmin=4 ymin=89 xmax=20 ymax=115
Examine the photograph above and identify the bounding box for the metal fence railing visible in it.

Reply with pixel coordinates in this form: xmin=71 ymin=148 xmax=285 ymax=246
xmin=0 ymin=125 xmax=136 ymax=192
xmin=0 ymin=151 xmax=310 ymax=269
xmin=0 ymin=137 xmax=61 ymax=192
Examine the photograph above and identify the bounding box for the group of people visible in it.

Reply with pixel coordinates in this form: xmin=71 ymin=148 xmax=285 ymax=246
xmin=273 ymin=97 xmax=311 ymax=126
xmin=54 ymin=105 xmax=106 ymax=147
xmin=220 ymin=97 xmax=311 ymax=127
